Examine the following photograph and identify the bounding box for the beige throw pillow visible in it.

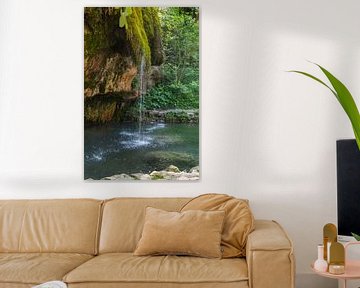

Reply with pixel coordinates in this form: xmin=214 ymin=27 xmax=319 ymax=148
xmin=134 ymin=207 xmax=225 ymax=258
xmin=181 ymin=193 xmax=255 ymax=258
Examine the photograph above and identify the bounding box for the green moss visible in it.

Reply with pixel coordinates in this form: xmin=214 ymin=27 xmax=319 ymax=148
xmin=125 ymin=8 xmax=151 ymax=66
xmin=150 ymin=173 xmax=165 ymax=180
xmin=84 ymin=7 xmax=163 ymax=67
xmin=120 ymin=7 xmax=162 ymax=66
xmin=164 ymin=111 xmax=196 ymax=123
xmin=84 ymin=8 xmax=117 ymax=57
xmin=142 ymin=7 xmax=159 ymax=39
xmin=142 ymin=8 xmax=163 ymax=65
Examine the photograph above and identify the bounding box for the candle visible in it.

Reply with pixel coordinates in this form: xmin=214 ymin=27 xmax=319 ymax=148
xmin=328 ymin=264 xmax=345 ymax=275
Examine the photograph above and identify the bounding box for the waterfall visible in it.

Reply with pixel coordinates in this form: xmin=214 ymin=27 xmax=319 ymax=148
xmin=138 ymin=55 xmax=146 ymax=140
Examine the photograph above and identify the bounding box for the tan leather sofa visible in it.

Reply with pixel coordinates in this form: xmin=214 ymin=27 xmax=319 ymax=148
xmin=0 ymin=198 xmax=295 ymax=288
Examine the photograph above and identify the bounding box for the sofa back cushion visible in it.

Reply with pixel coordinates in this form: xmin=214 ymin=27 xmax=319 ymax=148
xmin=0 ymin=199 xmax=102 ymax=254
xmin=181 ymin=194 xmax=254 ymax=258
xmin=99 ymin=198 xmax=189 ymax=253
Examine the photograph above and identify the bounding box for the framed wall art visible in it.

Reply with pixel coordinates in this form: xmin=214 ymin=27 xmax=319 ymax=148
xmin=84 ymin=7 xmax=200 ymax=180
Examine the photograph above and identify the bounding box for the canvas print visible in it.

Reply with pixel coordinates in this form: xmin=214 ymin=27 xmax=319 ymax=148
xmin=84 ymin=7 xmax=199 ymax=180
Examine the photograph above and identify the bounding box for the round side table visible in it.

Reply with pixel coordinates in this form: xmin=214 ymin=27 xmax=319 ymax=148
xmin=311 ymin=242 xmax=360 ymax=288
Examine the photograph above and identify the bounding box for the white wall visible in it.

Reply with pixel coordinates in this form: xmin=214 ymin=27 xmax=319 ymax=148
xmin=1 ymin=0 xmax=359 ymax=287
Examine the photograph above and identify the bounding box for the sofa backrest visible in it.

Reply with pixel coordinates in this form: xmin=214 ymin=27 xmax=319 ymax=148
xmin=0 ymin=199 xmax=102 ymax=254
xmin=99 ymin=197 xmax=190 ymax=253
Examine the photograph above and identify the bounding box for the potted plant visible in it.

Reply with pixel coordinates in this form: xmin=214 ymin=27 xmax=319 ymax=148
xmin=290 ymin=63 xmax=360 ymax=241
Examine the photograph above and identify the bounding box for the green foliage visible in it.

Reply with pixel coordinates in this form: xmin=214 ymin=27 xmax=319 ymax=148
xmin=290 ymin=63 xmax=360 ymax=150
xmin=143 ymin=82 xmax=199 ymax=110
xmin=352 ymin=232 xmax=360 ymax=241
xmin=141 ymin=7 xmax=199 ymax=110
xmin=164 ymin=111 xmax=192 ymax=123
xmin=160 ymin=7 xmax=199 ymax=85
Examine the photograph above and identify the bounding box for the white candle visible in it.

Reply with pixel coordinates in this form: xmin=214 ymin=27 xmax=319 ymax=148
xmin=327 ymin=242 xmax=331 ymax=263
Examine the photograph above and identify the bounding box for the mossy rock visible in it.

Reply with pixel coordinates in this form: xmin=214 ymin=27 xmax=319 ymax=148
xmin=149 ymin=171 xmax=166 ymax=180
xmin=84 ymin=7 xmax=164 ymax=124
xmin=165 ymin=165 xmax=181 ymax=173
xmin=164 ymin=111 xmax=191 ymax=123
xmin=189 ymin=166 xmax=200 ymax=173
xmin=84 ymin=93 xmax=134 ymax=125
xmin=84 ymin=7 xmax=163 ymax=66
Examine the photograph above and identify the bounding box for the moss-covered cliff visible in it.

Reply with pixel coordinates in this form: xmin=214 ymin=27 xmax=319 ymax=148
xmin=84 ymin=7 xmax=163 ymax=125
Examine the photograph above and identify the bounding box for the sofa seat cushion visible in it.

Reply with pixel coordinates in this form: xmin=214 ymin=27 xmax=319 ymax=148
xmin=0 ymin=253 xmax=93 ymax=285
xmin=64 ymin=253 xmax=248 ymax=285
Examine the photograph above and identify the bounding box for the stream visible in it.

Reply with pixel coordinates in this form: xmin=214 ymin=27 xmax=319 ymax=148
xmin=84 ymin=122 xmax=199 ymax=179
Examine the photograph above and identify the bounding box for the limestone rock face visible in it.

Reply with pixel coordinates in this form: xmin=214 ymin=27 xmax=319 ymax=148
xmin=84 ymin=53 xmax=137 ymax=98
xmin=84 ymin=7 xmax=164 ymax=125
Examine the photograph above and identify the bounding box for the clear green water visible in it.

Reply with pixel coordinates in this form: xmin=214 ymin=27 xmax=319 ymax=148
xmin=84 ymin=122 xmax=199 ymax=179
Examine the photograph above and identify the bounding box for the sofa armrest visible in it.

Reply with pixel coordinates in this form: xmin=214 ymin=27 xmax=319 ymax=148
xmin=246 ymin=220 xmax=295 ymax=288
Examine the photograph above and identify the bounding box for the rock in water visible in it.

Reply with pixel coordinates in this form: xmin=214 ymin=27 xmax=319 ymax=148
xmin=165 ymin=165 xmax=181 ymax=173
xmin=131 ymin=173 xmax=151 ymax=180
xmin=102 ymin=174 xmax=133 ymax=180
xmin=190 ymin=166 xmax=200 ymax=173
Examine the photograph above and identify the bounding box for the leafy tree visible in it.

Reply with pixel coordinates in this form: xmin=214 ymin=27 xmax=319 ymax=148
xmin=161 ymin=7 xmax=199 ymax=85
xmin=142 ymin=7 xmax=199 ymax=110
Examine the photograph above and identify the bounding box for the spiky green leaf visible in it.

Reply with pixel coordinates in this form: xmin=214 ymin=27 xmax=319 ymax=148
xmin=351 ymin=232 xmax=360 ymax=241
xmin=289 ymin=64 xmax=360 ymax=150
xmin=316 ymin=64 xmax=360 ymax=150
xmin=288 ymin=70 xmax=338 ymax=100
